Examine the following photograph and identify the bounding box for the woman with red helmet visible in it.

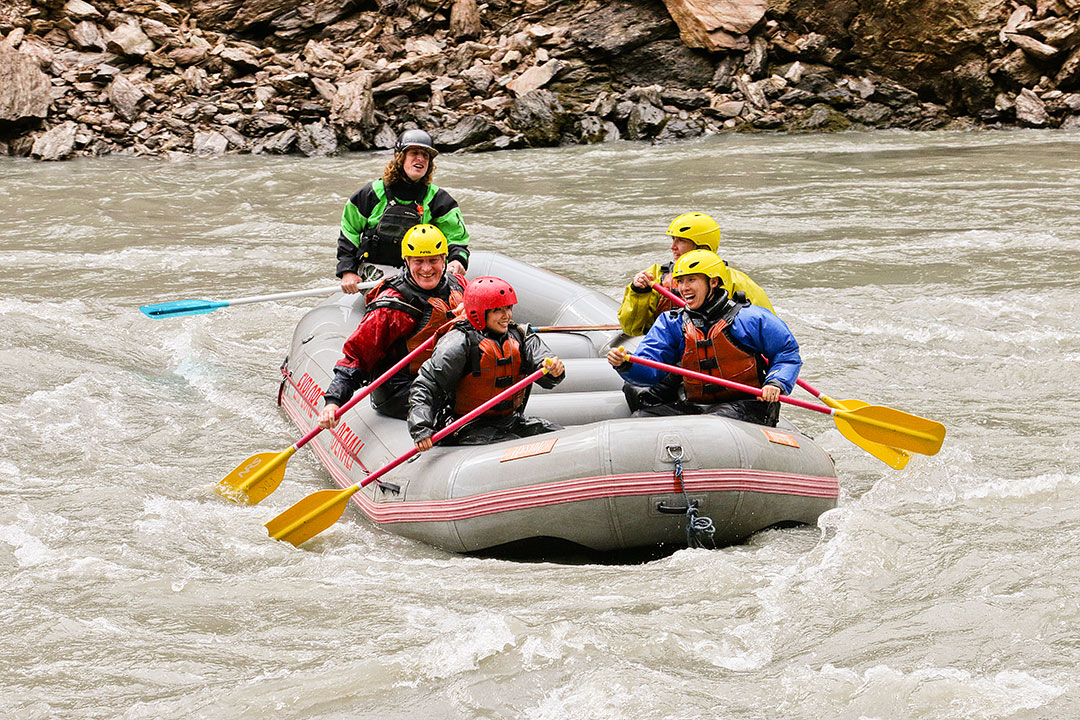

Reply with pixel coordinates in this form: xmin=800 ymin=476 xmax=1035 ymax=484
xmin=407 ymin=276 xmax=566 ymax=450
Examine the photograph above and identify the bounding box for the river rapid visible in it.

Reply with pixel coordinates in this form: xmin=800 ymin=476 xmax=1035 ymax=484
xmin=2 ymin=131 xmax=1079 ymax=719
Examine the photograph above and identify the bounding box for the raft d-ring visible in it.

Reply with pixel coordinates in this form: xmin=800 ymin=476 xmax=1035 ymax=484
xmin=665 ymin=444 xmax=684 ymax=462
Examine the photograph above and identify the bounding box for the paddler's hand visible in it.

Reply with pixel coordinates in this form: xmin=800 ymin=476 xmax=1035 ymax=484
xmin=544 ymin=356 xmax=564 ymax=377
xmin=631 ymin=270 xmax=655 ymax=290
xmin=447 ymin=260 xmax=465 ymax=276
xmin=341 ymin=272 xmax=361 ymax=294
xmin=415 ymin=436 xmax=433 ymax=452
xmin=318 ymin=404 xmax=340 ymax=429
xmin=760 ymin=384 xmax=781 ymax=403
xmin=606 ymin=346 xmax=628 ymax=368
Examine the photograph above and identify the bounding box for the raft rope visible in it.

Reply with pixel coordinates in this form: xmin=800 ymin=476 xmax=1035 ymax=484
xmin=667 ymin=445 xmax=716 ymax=549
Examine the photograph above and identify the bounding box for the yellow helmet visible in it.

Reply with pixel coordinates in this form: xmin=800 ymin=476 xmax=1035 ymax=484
xmin=666 ymin=212 xmax=722 ymax=253
xmin=672 ymin=249 xmax=731 ymax=288
xmin=401 ymin=224 xmax=447 ymax=258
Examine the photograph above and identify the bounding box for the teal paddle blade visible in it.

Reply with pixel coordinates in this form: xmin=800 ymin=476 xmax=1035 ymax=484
xmin=139 ymin=299 xmax=229 ymax=318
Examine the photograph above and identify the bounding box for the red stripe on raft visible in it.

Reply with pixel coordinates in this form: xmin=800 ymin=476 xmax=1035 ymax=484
xmin=281 ymin=391 xmax=839 ymax=525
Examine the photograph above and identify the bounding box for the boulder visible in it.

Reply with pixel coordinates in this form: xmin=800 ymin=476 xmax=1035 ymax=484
xmin=219 ymin=46 xmax=260 ymax=73
xmin=788 ymin=103 xmax=851 ymax=132
xmin=1057 ymin=45 xmax=1080 ymax=89
xmin=252 ymin=128 xmax=299 ymax=154
xmin=660 ymin=0 xmax=766 ymax=52
xmin=1005 ymin=31 xmax=1060 ymax=61
xmin=31 ymin=121 xmax=78 ymax=160
xmin=105 ymin=22 xmax=154 ymax=57
xmin=68 ymin=21 xmax=107 ymax=51
xmin=297 ymin=119 xmax=339 ymax=156
xmin=0 ymin=45 xmax=52 ymax=124
xmin=1014 ymin=88 xmax=1048 ymax=126
xmin=507 ymin=59 xmax=562 ymax=97
xmin=508 ymin=89 xmax=567 ymax=145
xmin=990 ymin=49 xmax=1044 ymax=89
xmin=450 ymin=0 xmax=482 ymax=40
xmin=433 ymin=114 xmax=499 ymax=150
xmin=330 ymin=71 xmax=376 ymax=146
xmin=625 ymin=102 xmax=666 ymax=139
xmin=193 ymin=129 xmax=230 ymax=156
xmin=107 ymin=73 xmax=144 ymax=121
xmin=64 ymin=0 xmax=103 ymax=21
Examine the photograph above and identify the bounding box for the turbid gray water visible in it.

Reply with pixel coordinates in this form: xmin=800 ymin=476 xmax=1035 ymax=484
xmin=2 ymin=130 xmax=1079 ymax=719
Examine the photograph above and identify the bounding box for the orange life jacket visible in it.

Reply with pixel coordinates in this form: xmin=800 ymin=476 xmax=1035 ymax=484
xmin=680 ymin=304 xmax=762 ymax=403
xmin=452 ymin=325 xmax=526 ymax=418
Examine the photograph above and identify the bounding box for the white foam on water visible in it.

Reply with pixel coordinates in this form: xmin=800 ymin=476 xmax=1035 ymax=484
xmin=779 ymin=663 xmax=1066 ymax=719
xmin=389 ymin=608 xmax=519 ymax=686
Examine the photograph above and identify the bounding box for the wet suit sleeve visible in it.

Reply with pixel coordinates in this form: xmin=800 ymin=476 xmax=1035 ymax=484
xmin=322 ymin=306 xmax=416 ymax=407
xmin=616 ymin=312 xmax=686 ymax=386
xmin=428 ymin=188 xmax=470 ymax=270
xmin=336 ymin=184 xmax=378 ymax=278
xmin=730 ymin=307 xmax=801 ymax=394
xmin=616 ymin=263 xmax=663 ymax=336
xmin=407 ymin=329 xmax=470 ymax=441
xmin=520 ymin=327 xmax=564 ymax=390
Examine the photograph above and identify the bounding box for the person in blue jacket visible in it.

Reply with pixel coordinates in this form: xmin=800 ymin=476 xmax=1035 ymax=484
xmin=606 ymin=249 xmax=801 ymax=426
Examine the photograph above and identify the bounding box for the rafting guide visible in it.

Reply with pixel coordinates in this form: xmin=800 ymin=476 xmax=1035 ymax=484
xmin=335 ymin=128 xmax=470 ymax=293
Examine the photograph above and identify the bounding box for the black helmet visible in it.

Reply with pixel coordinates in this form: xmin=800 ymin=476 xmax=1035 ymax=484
xmin=394 ymin=129 xmax=439 ymax=158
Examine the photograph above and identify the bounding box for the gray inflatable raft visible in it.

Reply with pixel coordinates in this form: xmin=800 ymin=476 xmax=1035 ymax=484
xmin=277 ymin=251 xmax=838 ymax=553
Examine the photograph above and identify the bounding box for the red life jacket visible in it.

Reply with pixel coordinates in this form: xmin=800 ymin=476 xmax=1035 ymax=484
xmin=365 ymin=272 xmax=465 ymax=374
xmin=452 ymin=325 xmax=526 ymax=418
xmin=680 ymin=303 xmax=762 ymax=403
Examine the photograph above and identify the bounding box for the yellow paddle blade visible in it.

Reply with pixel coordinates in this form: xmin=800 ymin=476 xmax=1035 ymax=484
xmin=215 ymin=447 xmax=296 ymax=505
xmin=820 ymin=395 xmax=911 ymax=469
xmin=265 ymin=485 xmax=360 ymax=547
xmin=834 ymin=404 xmax=946 ymax=456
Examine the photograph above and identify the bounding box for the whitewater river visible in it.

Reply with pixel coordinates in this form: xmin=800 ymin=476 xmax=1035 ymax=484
xmin=2 ymin=130 xmax=1079 ymax=719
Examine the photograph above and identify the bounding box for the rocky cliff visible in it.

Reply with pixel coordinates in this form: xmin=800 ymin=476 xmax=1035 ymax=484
xmin=2 ymin=0 xmax=1078 ymax=160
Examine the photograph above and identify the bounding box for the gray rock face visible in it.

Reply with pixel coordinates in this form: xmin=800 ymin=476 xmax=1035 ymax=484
xmin=434 ymin=114 xmax=499 ymax=150
xmin=31 ymin=121 xmax=78 ymax=160
xmin=0 ymin=45 xmax=52 ymax=123
xmin=509 ymin=90 xmax=567 ymax=145
xmin=297 ymin=120 xmax=339 ymax=156
xmin=621 ymin=40 xmax=716 ymax=89
xmin=330 ymin=72 xmax=375 ymax=147
xmin=570 ymin=0 xmax=675 ymax=56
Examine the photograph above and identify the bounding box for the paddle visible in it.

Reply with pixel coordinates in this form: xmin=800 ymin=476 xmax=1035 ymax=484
xmin=265 ymin=364 xmax=553 ymax=547
xmin=651 ymin=281 xmax=913 ymax=468
xmin=140 ymin=282 xmax=377 ymax=319
xmin=622 ymin=353 xmax=945 ymax=456
xmin=529 ymin=323 xmax=623 ymax=332
xmin=216 ymin=331 xmax=441 ymax=505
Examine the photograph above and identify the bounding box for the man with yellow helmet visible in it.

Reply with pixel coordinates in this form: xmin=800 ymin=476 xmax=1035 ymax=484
xmin=617 ymin=212 xmax=774 ymax=337
xmin=319 ymin=224 xmax=467 ymax=425
xmin=607 ymin=249 xmax=800 ymax=426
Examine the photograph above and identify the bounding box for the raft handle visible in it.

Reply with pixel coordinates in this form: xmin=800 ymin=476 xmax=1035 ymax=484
xmin=657 ymin=499 xmax=699 ymax=514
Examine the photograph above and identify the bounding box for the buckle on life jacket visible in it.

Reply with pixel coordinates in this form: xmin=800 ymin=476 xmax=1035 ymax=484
xmin=494 ymin=376 xmax=514 ymax=388
xmin=698 ymin=357 xmax=718 ymax=371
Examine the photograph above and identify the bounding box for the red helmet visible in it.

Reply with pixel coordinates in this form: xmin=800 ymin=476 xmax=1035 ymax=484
xmin=463 ymin=277 xmax=517 ymax=330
